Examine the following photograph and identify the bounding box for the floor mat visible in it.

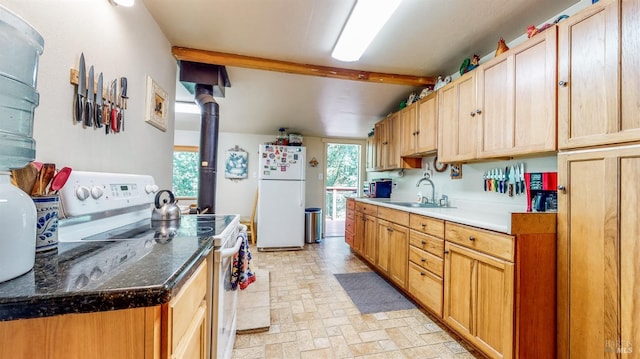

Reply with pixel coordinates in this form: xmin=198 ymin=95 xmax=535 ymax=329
xmin=334 ymin=271 xmax=416 ymax=314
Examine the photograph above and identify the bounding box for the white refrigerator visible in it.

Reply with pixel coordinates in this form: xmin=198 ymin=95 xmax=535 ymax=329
xmin=257 ymin=145 xmax=306 ymax=250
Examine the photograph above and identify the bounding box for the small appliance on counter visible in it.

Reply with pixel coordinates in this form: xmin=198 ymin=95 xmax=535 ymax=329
xmin=525 ymin=172 xmax=558 ymax=212
xmin=369 ymin=178 xmax=392 ymax=198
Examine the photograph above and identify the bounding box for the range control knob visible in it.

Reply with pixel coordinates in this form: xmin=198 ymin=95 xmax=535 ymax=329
xmin=145 ymin=184 xmax=159 ymax=194
xmin=91 ymin=186 xmax=104 ymax=199
xmin=76 ymin=186 xmax=91 ymax=201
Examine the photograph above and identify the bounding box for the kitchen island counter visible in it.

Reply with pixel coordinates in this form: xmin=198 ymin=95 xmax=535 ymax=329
xmin=0 ymin=231 xmax=213 ymax=322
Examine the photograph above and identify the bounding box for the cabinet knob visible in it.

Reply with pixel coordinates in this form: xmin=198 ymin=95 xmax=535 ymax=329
xmin=387 ymin=227 xmax=392 ymax=232
xmin=420 ymin=258 xmax=426 ymax=262
xmin=470 ymin=112 xmax=476 ymax=117
xmin=469 ymin=236 xmax=476 ymax=241
xmin=415 ymin=130 xmax=420 ymax=135
xmin=476 ymin=109 xmax=482 ymax=115
xmin=444 ymin=250 xmax=450 ymax=254
xmin=558 ymin=185 xmax=566 ymax=193
xmin=421 ymin=240 xmax=427 ymax=245
xmin=421 ymin=223 xmax=426 ymax=228
xmin=559 ymin=80 xmax=568 ymax=87
xmin=420 ymin=272 xmax=425 ymax=276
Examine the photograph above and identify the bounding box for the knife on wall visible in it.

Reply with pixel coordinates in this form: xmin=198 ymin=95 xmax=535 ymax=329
xmin=120 ymin=77 xmax=127 ymax=131
xmin=110 ymin=79 xmax=119 ymax=133
xmin=508 ymin=165 xmax=515 ymax=196
xmin=74 ymin=53 xmax=86 ymax=123
xmin=84 ymin=65 xmax=94 ymax=127
xmin=95 ymin=72 xmax=103 ymax=128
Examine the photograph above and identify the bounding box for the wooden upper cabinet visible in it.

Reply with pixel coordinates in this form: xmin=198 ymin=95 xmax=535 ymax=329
xmin=477 ymin=27 xmax=557 ymax=158
xmin=401 ymin=93 xmax=438 ymax=157
xmin=400 ymin=104 xmax=417 ymax=157
xmin=365 ymin=134 xmax=376 ymax=172
xmin=438 ymin=72 xmax=478 ymax=163
xmin=373 ymin=112 xmax=421 ymax=171
xmin=416 ymin=93 xmax=438 ymax=154
xmin=558 ymin=0 xmax=640 ymax=149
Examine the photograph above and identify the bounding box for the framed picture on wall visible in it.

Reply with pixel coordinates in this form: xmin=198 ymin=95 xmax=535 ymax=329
xmin=145 ymin=76 xmax=168 ymax=131
xmin=224 ymin=147 xmax=248 ymax=179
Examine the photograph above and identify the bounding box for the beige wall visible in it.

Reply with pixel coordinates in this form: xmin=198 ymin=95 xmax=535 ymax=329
xmin=1 ymin=0 xmax=176 ymax=189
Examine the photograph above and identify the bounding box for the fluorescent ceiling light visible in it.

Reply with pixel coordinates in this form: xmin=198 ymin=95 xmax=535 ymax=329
xmin=331 ymin=0 xmax=402 ymax=62
xmin=109 ymin=0 xmax=134 ymax=7
xmin=175 ymin=101 xmax=200 ymax=114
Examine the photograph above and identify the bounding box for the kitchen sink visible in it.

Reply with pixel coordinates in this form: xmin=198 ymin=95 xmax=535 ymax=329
xmin=388 ymin=201 xmax=449 ymax=209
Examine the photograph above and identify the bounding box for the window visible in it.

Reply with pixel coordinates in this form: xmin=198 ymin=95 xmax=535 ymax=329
xmin=173 ymin=145 xmax=199 ymax=198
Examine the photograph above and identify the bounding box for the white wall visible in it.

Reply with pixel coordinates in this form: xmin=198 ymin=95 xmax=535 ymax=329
xmin=368 ymin=155 xmax=558 ymax=213
xmin=175 ymin=131 xmax=327 ymax=218
xmin=1 ymin=1 xmax=176 ymax=189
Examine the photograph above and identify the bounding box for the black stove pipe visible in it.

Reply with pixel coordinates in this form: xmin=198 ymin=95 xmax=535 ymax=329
xmin=195 ymin=84 xmax=218 ymax=214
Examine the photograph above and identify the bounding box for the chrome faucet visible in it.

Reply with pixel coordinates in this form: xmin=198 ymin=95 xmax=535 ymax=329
xmin=416 ymin=175 xmax=435 ymax=204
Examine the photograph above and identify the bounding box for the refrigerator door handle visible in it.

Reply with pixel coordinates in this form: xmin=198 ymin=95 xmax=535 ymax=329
xmin=299 ymin=181 xmax=304 ymax=207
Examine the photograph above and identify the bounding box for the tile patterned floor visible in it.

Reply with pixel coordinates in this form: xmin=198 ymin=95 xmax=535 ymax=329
xmin=232 ymin=237 xmax=481 ymax=359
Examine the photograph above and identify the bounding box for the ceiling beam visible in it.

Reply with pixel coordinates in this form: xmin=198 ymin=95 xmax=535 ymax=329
xmin=172 ymin=47 xmax=435 ymax=87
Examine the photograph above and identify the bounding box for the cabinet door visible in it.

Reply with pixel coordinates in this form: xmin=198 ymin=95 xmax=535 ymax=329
xmin=437 ymin=73 xmax=477 ymax=163
xmin=444 ymin=242 xmax=514 ymax=359
xmin=558 ymin=147 xmax=640 ymax=359
xmin=387 ymin=114 xmax=400 ymax=169
xmin=374 ymin=120 xmax=387 ymax=171
xmin=365 ymin=135 xmax=376 ymax=172
xmin=416 ymin=93 xmax=438 ymax=154
xmin=171 ymin=303 xmax=207 ymax=359
xmin=477 ymin=51 xmax=513 ymax=157
xmin=388 ymin=224 xmax=408 ymax=289
xmin=478 ymin=28 xmax=557 ymax=158
xmin=557 ymin=0 xmax=627 ymax=149
xmin=400 ymin=104 xmax=417 ymax=157
xmin=376 ymin=219 xmax=391 ymax=274
xmin=362 ymin=215 xmax=378 ymax=264
xmin=354 ymin=211 xmax=365 ymax=254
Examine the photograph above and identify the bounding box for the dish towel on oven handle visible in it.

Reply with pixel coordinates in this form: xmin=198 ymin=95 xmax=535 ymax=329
xmin=231 ymin=227 xmax=255 ymax=290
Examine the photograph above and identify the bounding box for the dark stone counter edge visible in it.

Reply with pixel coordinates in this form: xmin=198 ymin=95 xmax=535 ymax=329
xmin=0 ymin=242 xmax=213 ymax=322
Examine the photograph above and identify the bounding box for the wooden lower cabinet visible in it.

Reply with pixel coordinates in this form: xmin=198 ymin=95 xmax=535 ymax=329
xmin=165 ymin=259 xmax=209 ymax=359
xmin=558 ymin=147 xmax=640 ymax=358
xmin=345 ymin=198 xmax=355 ymax=247
xmin=444 ymin=242 xmax=514 ymax=359
xmin=444 ymin=217 xmax=556 ymax=359
xmin=0 ymin=259 xmax=210 ymax=359
xmin=346 ymin=202 xmax=556 ymax=359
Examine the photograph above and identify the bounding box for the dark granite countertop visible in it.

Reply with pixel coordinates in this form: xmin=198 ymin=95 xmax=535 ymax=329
xmin=0 ymin=234 xmax=214 ymax=321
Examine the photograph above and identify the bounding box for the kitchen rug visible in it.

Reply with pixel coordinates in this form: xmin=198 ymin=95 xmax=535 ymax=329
xmin=334 ymin=272 xmax=416 ymax=314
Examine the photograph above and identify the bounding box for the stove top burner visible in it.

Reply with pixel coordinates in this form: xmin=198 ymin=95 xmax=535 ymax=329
xmin=78 ymin=214 xmax=235 ymax=242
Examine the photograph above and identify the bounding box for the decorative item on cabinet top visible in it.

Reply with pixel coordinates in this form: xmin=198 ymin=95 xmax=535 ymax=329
xmin=433 ymin=75 xmax=451 ymax=91
xmin=459 ymin=54 xmax=480 ymax=76
xmin=69 ymin=53 xmax=128 ymax=134
xmin=494 ymin=38 xmax=509 ymax=57
xmin=527 ymin=14 xmax=569 ymax=38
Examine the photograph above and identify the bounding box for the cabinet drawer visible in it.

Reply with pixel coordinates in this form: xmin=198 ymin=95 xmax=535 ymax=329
xmin=347 ymin=198 xmax=355 ymax=210
xmin=345 ymin=217 xmax=354 ymax=233
xmin=377 ymin=206 xmax=409 ymax=226
xmin=409 ymin=246 xmax=443 ymax=277
xmin=356 ymin=202 xmax=378 ymax=216
xmin=169 ymin=260 xmax=208 ymax=351
xmin=445 ymin=222 xmax=514 ymax=262
xmin=345 ymin=231 xmax=354 ymax=247
xmin=408 ymin=262 xmax=443 ymax=317
xmin=346 ymin=209 xmax=355 ymax=220
xmin=409 ymin=231 xmax=444 ymax=258
xmin=409 ymin=214 xmax=445 ymax=238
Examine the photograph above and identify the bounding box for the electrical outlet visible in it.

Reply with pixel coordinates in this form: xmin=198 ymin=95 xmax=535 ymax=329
xmin=393 ymin=182 xmax=398 ymax=189
xmin=318 ymin=173 xmax=323 ymax=180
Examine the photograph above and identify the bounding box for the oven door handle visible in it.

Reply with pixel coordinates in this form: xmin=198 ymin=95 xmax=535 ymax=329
xmin=220 ymin=235 xmax=244 ymax=259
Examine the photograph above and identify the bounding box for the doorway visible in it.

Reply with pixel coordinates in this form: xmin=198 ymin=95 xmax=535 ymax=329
xmin=324 ymin=142 xmax=361 ymax=237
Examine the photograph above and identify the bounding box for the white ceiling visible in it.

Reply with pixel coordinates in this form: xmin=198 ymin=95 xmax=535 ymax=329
xmin=143 ymin=0 xmax=580 ymax=138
